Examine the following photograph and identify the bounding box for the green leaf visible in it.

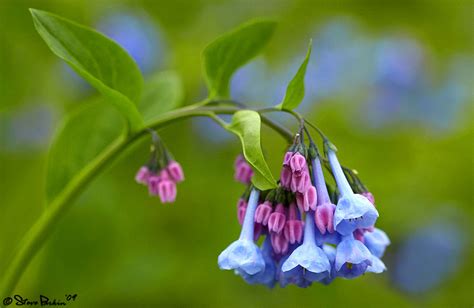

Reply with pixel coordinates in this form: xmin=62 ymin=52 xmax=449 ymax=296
xmin=226 ymin=110 xmax=277 ymax=190
xmin=46 ymin=101 xmax=124 ymax=202
xmin=138 ymin=71 xmax=184 ymax=125
xmin=30 ymin=9 xmax=144 ymax=132
xmin=277 ymin=40 xmax=312 ymax=110
xmin=203 ymin=19 xmax=277 ymax=99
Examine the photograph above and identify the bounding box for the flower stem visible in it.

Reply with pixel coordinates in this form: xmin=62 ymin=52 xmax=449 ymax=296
xmin=2 ymin=104 xmax=287 ymax=296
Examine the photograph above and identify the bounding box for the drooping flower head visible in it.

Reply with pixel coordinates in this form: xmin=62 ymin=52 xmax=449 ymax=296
xmin=218 ymin=124 xmax=388 ymax=287
xmin=135 ymin=130 xmax=185 ymax=204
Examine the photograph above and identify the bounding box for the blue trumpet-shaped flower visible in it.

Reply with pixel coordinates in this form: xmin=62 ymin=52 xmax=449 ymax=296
xmin=238 ymin=236 xmax=277 ymax=288
xmin=367 ymin=254 xmax=387 ymax=274
xmin=335 ymin=234 xmax=372 ymax=279
xmin=281 ymin=213 xmax=331 ymax=282
xmin=218 ymin=189 xmax=265 ymax=275
xmin=327 ymin=149 xmax=379 ymax=235
xmin=277 ymin=246 xmax=313 ymax=288
xmin=364 ymin=228 xmax=390 ymax=258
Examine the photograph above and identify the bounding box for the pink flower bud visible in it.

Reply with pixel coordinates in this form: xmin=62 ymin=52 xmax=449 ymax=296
xmin=284 ymin=220 xmax=304 ymax=244
xmin=237 ymin=199 xmax=248 ymax=225
xmin=234 ymin=155 xmax=245 ymax=168
xmin=315 ymin=202 xmax=336 ymax=234
xmin=157 ymin=179 xmax=177 ymax=203
xmin=290 ymin=170 xmax=311 ymax=193
xmin=280 ymin=166 xmax=292 ymax=189
xmin=271 ymin=232 xmax=289 ymax=255
xmin=283 ymin=151 xmax=294 ymax=166
xmin=135 ymin=166 xmax=151 ymax=185
xmin=147 ymin=175 xmax=161 ymax=196
xmin=361 ymin=192 xmax=376 ymax=205
xmin=159 ymin=169 xmax=171 ymax=180
xmin=289 ymin=153 xmax=307 ymax=174
xmin=234 ymin=161 xmax=253 ymax=184
xmin=284 ymin=203 xmax=304 ymax=244
xmin=167 ymin=161 xmax=185 ymax=182
xmin=268 ymin=203 xmax=287 ymax=233
xmin=254 ymin=201 xmax=273 ymax=225
xmin=305 ymin=186 xmax=317 ymax=211
xmin=296 ymin=186 xmax=317 ymax=212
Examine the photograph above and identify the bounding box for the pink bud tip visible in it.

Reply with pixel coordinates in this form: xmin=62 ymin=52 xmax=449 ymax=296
xmin=290 ymin=153 xmax=307 ymax=174
xmin=315 ymin=202 xmax=336 ymax=234
xmin=290 ymin=170 xmax=311 ymax=193
xmin=267 ymin=204 xmax=287 ymax=233
xmin=283 ymin=151 xmax=294 ymax=166
xmin=167 ymin=161 xmax=185 ymax=183
xmin=254 ymin=201 xmax=273 ymax=225
xmin=135 ymin=166 xmax=151 ymax=185
xmin=234 ymin=160 xmax=254 ymax=184
xmin=271 ymin=232 xmax=289 ymax=255
xmin=157 ymin=179 xmax=177 ymax=203
xmin=147 ymin=175 xmax=161 ymax=196
xmin=284 ymin=220 xmax=304 ymax=244
xmin=237 ymin=199 xmax=248 ymax=225
xmin=280 ymin=166 xmax=292 ymax=189
xmin=296 ymin=186 xmax=317 ymax=212
xmin=234 ymin=155 xmax=245 ymax=168
xmin=361 ymin=192 xmax=376 ymax=205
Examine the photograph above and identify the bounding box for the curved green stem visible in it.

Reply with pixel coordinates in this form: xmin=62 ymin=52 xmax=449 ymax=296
xmin=3 ymin=104 xmax=286 ymax=297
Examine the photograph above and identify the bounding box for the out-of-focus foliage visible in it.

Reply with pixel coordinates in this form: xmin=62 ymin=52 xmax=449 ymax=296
xmin=0 ymin=0 xmax=472 ymax=307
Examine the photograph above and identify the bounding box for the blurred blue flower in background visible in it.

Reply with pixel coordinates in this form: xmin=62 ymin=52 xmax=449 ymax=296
xmin=59 ymin=9 xmax=167 ymax=97
xmin=96 ymin=10 xmax=167 ymax=74
xmin=307 ymin=18 xmax=372 ymax=103
xmin=392 ymin=219 xmax=466 ymax=294
xmin=420 ymin=55 xmax=473 ymax=131
xmin=0 ymin=103 xmax=57 ymax=152
xmin=365 ymin=36 xmax=428 ymax=127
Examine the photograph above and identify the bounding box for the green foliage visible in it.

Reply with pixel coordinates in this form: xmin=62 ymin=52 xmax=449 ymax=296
xmin=30 ymin=9 xmax=144 ymax=132
xmin=226 ymin=110 xmax=277 ymax=190
xmin=46 ymin=101 xmax=123 ymax=202
xmin=202 ymin=19 xmax=277 ymax=99
xmin=139 ymin=71 xmax=184 ymax=125
xmin=278 ymin=40 xmax=312 ymax=110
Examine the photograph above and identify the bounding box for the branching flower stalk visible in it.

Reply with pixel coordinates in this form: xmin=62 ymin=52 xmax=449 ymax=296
xmin=0 ymin=103 xmax=284 ymax=296
xmin=2 ymin=10 xmax=390 ymax=295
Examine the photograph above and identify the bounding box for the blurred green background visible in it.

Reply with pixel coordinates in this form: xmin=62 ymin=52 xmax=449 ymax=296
xmin=0 ymin=0 xmax=473 ymax=307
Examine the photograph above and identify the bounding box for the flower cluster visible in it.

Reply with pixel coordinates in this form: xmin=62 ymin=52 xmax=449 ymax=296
xmin=218 ymin=133 xmax=390 ymax=288
xmin=135 ymin=131 xmax=184 ymax=203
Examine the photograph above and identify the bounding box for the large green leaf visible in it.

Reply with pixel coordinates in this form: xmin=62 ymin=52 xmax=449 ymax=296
xmin=202 ymin=19 xmax=277 ymax=99
xmin=278 ymin=41 xmax=312 ymax=110
xmin=226 ymin=110 xmax=277 ymax=190
xmin=46 ymin=101 xmax=124 ymax=202
xmin=30 ymin=9 xmax=144 ymax=132
xmin=138 ymin=71 xmax=184 ymax=125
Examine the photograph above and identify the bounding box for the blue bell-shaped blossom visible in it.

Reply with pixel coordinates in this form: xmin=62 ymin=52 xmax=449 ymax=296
xmin=218 ymin=189 xmax=265 ymax=275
